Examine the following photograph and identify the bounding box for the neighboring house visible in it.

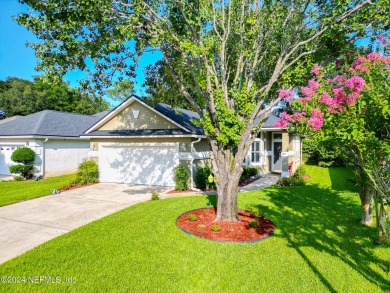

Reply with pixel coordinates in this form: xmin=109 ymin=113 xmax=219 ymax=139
xmin=0 ymin=110 xmax=108 ymax=177
xmin=0 ymin=95 xmax=301 ymax=186
xmin=82 ymin=96 xmax=301 ymax=187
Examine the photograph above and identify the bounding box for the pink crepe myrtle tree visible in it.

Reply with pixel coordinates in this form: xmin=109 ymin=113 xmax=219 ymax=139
xmin=276 ymin=53 xmax=390 ymax=242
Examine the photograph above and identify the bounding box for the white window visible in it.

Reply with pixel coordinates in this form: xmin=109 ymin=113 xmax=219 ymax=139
xmin=251 ymin=141 xmax=261 ymax=163
xmin=242 ymin=137 xmax=266 ymax=166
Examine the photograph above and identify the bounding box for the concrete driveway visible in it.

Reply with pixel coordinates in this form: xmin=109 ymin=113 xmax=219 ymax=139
xmin=0 ymin=183 xmax=170 ymax=264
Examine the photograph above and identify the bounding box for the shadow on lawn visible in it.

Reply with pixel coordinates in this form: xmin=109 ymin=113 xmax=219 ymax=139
xmin=246 ymin=184 xmax=390 ymax=292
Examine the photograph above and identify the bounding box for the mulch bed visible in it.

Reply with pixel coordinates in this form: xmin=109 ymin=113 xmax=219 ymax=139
xmin=176 ymin=207 xmax=275 ymax=243
xmin=60 ymin=183 xmax=97 ymax=192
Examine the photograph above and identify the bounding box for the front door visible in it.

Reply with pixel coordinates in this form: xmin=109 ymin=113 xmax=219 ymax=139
xmin=272 ymin=133 xmax=283 ymax=172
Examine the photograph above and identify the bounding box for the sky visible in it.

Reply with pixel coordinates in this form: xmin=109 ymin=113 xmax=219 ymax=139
xmin=0 ymin=0 xmax=162 ymax=106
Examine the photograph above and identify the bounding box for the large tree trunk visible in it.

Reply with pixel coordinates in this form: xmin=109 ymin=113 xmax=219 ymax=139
xmin=355 ymin=165 xmax=373 ymax=225
xmin=359 ymin=186 xmax=373 ymax=226
xmin=209 ymin=141 xmax=246 ymax=222
xmin=214 ymin=166 xmax=242 ymax=222
xmin=374 ymin=193 xmax=390 ymax=244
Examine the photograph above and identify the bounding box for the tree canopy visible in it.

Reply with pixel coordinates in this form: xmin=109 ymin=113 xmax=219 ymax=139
xmin=0 ymin=77 xmax=109 ymax=117
xmin=16 ymin=0 xmax=389 ymax=221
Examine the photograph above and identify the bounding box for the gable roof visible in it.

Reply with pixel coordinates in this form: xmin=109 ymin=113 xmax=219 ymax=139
xmin=0 ymin=110 xmax=102 ymax=138
xmin=84 ymin=96 xmax=204 ymax=137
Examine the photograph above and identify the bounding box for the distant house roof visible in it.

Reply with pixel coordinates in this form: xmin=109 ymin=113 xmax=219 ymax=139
xmin=0 ymin=116 xmax=23 ymax=125
xmin=92 ymin=111 xmax=110 ymax=118
xmin=0 ymin=110 xmax=103 ymax=138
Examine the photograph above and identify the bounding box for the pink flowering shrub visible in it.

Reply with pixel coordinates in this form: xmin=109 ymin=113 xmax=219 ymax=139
xmin=274 ymin=52 xmax=390 ymax=132
xmin=307 ymin=109 xmax=324 ymax=131
xmin=279 ymin=90 xmax=295 ymax=101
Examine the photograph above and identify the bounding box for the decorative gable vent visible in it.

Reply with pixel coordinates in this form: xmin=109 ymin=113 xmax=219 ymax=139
xmin=132 ymin=110 xmax=140 ymax=119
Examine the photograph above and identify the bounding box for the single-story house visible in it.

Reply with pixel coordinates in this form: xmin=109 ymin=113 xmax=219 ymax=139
xmin=0 ymin=96 xmax=301 ymax=186
xmin=82 ymin=96 xmax=301 ymax=186
xmin=0 ymin=110 xmax=108 ymax=177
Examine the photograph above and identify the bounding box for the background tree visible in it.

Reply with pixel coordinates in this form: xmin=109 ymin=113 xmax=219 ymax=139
xmin=277 ymin=53 xmax=390 ymax=241
xmin=17 ymin=0 xmax=388 ymax=222
xmin=0 ymin=77 xmax=109 ymax=116
xmin=106 ymin=80 xmax=135 ymax=103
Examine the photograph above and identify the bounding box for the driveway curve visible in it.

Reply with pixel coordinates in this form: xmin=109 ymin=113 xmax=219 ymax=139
xmin=0 ymin=183 xmax=170 ymax=264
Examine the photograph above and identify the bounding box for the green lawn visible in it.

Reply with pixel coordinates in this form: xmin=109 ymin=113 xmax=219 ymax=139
xmin=0 ymin=174 xmax=76 ymax=207
xmin=0 ymin=166 xmax=389 ymax=292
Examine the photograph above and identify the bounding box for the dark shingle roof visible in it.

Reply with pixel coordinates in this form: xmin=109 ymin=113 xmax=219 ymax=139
xmin=92 ymin=111 xmax=110 ymax=118
xmin=0 ymin=110 xmax=102 ymax=137
xmin=154 ymin=103 xmax=204 ymax=135
xmin=261 ymin=114 xmax=283 ymax=129
xmin=86 ymin=129 xmax=191 ymax=136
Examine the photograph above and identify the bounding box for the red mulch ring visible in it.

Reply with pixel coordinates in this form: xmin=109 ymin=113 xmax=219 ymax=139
xmin=176 ymin=207 xmax=275 ymax=243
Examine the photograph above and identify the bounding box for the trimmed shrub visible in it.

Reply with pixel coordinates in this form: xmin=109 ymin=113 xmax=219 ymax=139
xmin=294 ymin=165 xmax=306 ymax=179
xmin=11 ymin=147 xmax=35 ymax=164
xmin=174 ymin=166 xmax=190 ymax=191
xmin=188 ymin=214 xmax=197 ymax=221
xmin=9 ymin=164 xmax=34 ymax=178
xmin=9 ymin=147 xmax=36 ymax=179
xmin=196 ymin=166 xmax=215 ymax=189
xmin=276 ymin=177 xmax=305 ymax=187
xmin=151 ymin=192 xmax=160 ymax=201
xmin=244 ymin=166 xmax=259 ymax=177
xmin=240 ymin=166 xmax=259 ymax=183
xmin=13 ymin=176 xmax=23 ymax=181
xmin=211 ymin=224 xmax=221 ymax=232
xmin=249 ymin=220 xmax=259 ymax=228
xmin=251 ymin=208 xmax=261 ymax=217
xmin=76 ymin=160 xmax=99 ymax=185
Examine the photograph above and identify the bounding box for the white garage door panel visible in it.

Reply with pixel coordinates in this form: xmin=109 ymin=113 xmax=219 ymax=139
xmin=0 ymin=146 xmax=19 ymax=175
xmin=99 ymin=145 xmax=178 ymax=186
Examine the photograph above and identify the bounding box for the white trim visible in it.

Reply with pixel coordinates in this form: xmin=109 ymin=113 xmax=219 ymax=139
xmin=81 ymin=135 xmax=206 ymax=139
xmin=100 ymin=142 xmax=176 ymax=148
xmin=294 ymin=136 xmax=301 ymax=163
xmin=84 ymin=96 xmax=190 ymax=134
xmin=193 ymin=151 xmax=210 ymax=159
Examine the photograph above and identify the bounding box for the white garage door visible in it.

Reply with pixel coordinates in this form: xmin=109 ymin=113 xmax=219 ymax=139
xmin=98 ymin=144 xmax=178 ymax=186
xmin=0 ymin=146 xmax=18 ymax=175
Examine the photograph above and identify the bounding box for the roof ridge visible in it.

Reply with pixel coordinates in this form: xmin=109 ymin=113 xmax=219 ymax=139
xmin=32 ymin=110 xmax=49 ymax=135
